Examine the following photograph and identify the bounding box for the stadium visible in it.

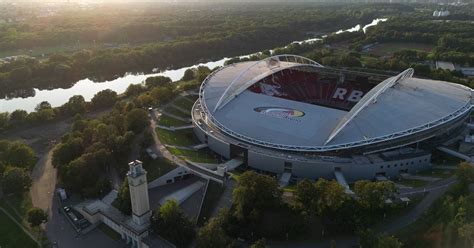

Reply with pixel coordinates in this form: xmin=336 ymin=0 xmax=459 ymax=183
xmin=192 ymin=54 xmax=473 ymax=184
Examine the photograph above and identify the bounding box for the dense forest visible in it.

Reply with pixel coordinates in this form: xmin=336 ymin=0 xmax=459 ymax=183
xmin=0 ymin=3 xmax=413 ymax=98
xmin=229 ymin=4 xmax=474 ymax=87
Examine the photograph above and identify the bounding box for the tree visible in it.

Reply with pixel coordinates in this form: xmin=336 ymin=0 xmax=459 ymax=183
xmin=150 ymin=86 xmax=174 ymax=105
xmin=232 ymin=171 xmax=282 ymax=222
xmin=1 ymin=166 xmax=32 ymax=193
xmin=91 ymin=89 xmax=118 ymax=109
xmin=196 ymin=66 xmax=211 ymax=82
xmin=459 ymin=222 xmax=474 ymax=246
xmin=9 ymin=110 xmax=28 ymax=126
xmin=376 ymin=235 xmax=402 ymax=248
xmin=62 ymin=95 xmax=87 ymax=115
xmin=151 ymin=200 xmax=195 ymax=248
xmin=457 ymin=162 xmax=474 ymax=184
xmin=314 ymin=178 xmax=348 ymax=215
xmin=126 ymin=108 xmax=149 ymax=133
xmin=27 ymin=207 xmax=48 ymax=227
xmin=116 ymin=178 xmax=131 ymax=214
xmin=358 ymin=229 xmax=402 ymax=248
xmin=181 ymin=68 xmax=195 ymax=81
xmin=197 ymin=209 xmax=234 ymax=248
xmin=59 ymin=153 xmax=108 ymax=197
xmin=250 ymin=238 xmax=266 ymax=248
xmin=354 ymin=181 xmax=396 ymax=210
xmin=125 ymin=84 xmax=145 ymax=97
xmin=145 ymin=76 xmax=172 ymax=88
xmin=0 ymin=112 xmax=8 ymax=131
xmin=35 ymin=101 xmax=52 ymax=112
xmin=52 ymin=137 xmax=83 ymax=167
xmin=3 ymin=141 xmax=36 ymax=169
xmin=294 ymin=179 xmax=318 ymax=214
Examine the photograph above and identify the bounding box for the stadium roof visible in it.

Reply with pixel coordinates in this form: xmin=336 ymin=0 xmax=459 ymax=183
xmin=200 ymin=55 xmax=473 ymax=152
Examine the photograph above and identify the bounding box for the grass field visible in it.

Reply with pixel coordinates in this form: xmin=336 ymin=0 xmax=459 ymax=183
xmin=167 ymin=106 xmax=191 ymax=118
xmin=186 ymin=95 xmax=199 ymax=102
xmin=416 ymin=168 xmax=454 ymax=179
xmin=168 ymin=147 xmax=219 ymax=163
xmin=174 ymin=97 xmax=195 ymax=110
xmin=397 ymin=178 xmax=430 ymax=188
xmin=0 ymin=193 xmax=33 ymax=225
xmin=143 ymin=157 xmax=177 ymax=181
xmin=0 ymin=210 xmax=38 ymax=248
xmin=158 ymin=115 xmax=188 ymax=127
xmin=364 ymin=42 xmax=434 ymax=56
xmin=156 ymin=128 xmax=198 ymax=147
xmin=283 ymin=184 xmax=297 ymax=193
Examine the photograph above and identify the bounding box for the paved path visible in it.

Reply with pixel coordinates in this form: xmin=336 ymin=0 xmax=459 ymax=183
xmin=398 ymin=176 xmax=457 ymax=196
xmin=164 ymin=144 xmax=194 ymax=150
xmin=157 ymin=124 xmax=194 ymax=131
xmin=380 ymin=180 xmax=454 ymax=234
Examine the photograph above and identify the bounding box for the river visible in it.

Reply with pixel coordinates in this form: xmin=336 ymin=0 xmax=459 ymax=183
xmin=0 ymin=18 xmax=386 ymax=113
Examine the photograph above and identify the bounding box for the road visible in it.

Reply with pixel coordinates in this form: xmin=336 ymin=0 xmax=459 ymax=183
xmin=379 ymin=176 xmax=457 ymax=234
xmin=268 ymin=176 xmax=458 ymax=247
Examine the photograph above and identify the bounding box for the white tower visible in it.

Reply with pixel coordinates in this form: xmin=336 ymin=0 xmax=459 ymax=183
xmin=127 ymin=160 xmax=151 ymax=226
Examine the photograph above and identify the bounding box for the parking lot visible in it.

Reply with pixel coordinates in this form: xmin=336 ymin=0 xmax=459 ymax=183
xmin=46 ymin=194 xmax=124 ymax=248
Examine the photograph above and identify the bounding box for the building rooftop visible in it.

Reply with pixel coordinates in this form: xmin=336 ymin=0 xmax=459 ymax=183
xmin=200 ymin=55 xmax=472 ymax=152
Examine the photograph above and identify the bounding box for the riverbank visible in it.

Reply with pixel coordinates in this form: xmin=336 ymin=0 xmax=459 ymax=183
xmin=0 ymin=18 xmax=387 ymax=113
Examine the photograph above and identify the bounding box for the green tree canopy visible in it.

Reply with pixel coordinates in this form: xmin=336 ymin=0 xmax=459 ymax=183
xmin=232 ymin=171 xmax=282 ymax=222
xmin=314 ymin=178 xmax=348 ymax=215
xmin=91 ymin=89 xmax=118 ymax=109
xmin=181 ymin=68 xmax=195 ymax=81
xmin=354 ymin=181 xmax=396 ymax=210
xmin=151 ymin=200 xmax=195 ymax=248
xmin=457 ymin=162 xmax=474 ymax=184
xmin=126 ymin=108 xmax=149 ymax=133
xmin=27 ymin=207 xmax=48 ymax=227
xmin=197 ymin=209 xmax=235 ymax=248
xmin=115 ymin=178 xmax=131 ymax=215
xmin=1 ymin=166 xmax=32 ymax=193
xmin=1 ymin=141 xmax=36 ymax=169
xmin=145 ymin=76 xmax=172 ymax=88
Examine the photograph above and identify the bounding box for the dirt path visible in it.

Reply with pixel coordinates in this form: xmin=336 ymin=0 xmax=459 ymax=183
xmin=30 ymin=149 xmax=57 ymax=216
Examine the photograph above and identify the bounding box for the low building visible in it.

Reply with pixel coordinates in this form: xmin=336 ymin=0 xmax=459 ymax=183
xmin=436 ymin=61 xmax=456 ymax=71
xmin=76 ymin=160 xmax=174 ymax=248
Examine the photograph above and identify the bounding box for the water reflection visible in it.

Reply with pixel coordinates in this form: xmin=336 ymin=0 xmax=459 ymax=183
xmin=0 ymin=18 xmax=387 ymax=113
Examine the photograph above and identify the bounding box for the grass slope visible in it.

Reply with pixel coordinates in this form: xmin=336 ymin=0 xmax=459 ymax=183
xmin=0 ymin=210 xmax=38 ymax=248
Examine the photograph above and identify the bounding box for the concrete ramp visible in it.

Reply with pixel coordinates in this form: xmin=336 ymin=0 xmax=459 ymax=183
xmin=192 ymin=143 xmax=209 ymax=150
xmin=222 ymin=158 xmax=244 ymax=171
xmin=437 ymin=146 xmax=472 ymax=162
xmin=101 ymin=190 xmax=118 ymax=205
xmin=159 ymin=181 xmax=206 ymax=205
xmin=334 ymin=171 xmax=354 ymax=195
xmin=279 ymin=172 xmax=292 ymax=187
xmin=375 ymin=175 xmax=389 ymax=181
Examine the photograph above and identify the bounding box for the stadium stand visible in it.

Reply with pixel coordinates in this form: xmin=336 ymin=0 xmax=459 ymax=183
xmin=248 ymin=67 xmax=375 ymax=111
